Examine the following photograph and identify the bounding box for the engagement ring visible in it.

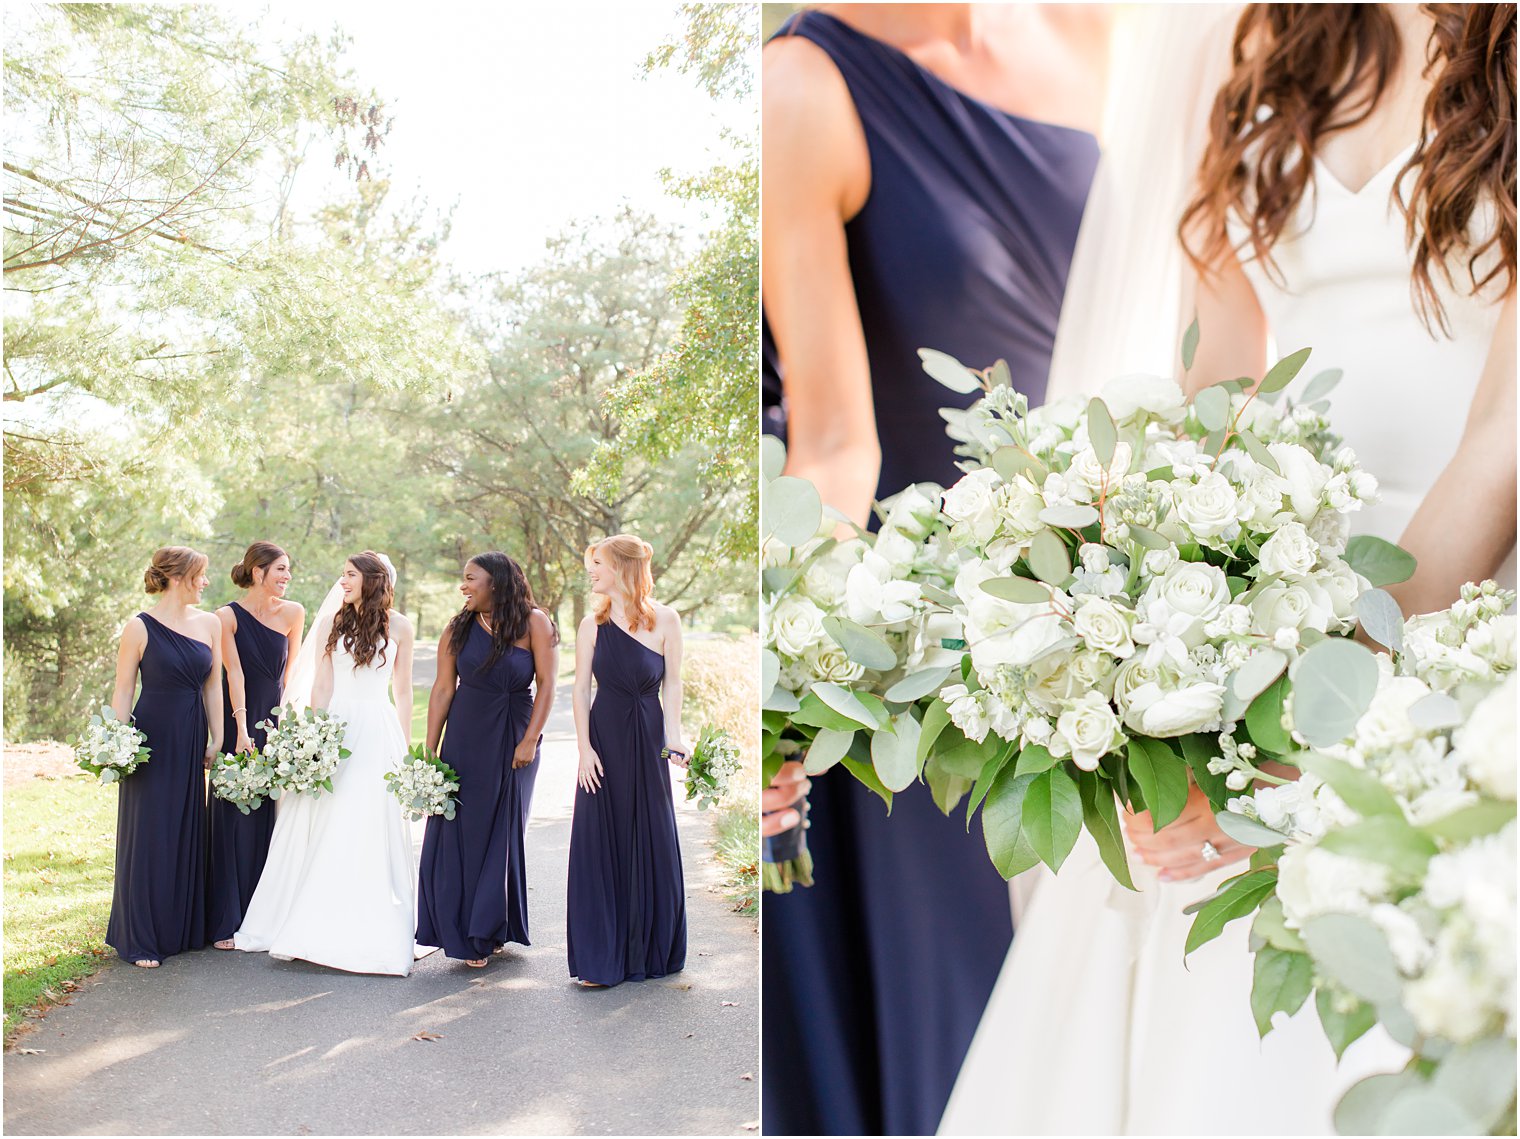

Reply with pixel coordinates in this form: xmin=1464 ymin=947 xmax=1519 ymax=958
xmin=1200 ymin=840 xmax=1221 ymax=863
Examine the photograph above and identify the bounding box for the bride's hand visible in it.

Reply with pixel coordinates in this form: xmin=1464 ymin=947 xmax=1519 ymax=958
xmin=1124 ymin=783 xmax=1251 ymax=882
xmin=576 ymin=748 xmax=603 ymax=794
xmin=761 ymin=761 xmax=810 ymax=837
xmin=511 ymin=735 xmax=538 ymax=770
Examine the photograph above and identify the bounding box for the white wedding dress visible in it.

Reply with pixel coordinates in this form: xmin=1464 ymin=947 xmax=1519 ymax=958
xmin=234 ymin=637 xmax=417 ymax=976
xmin=939 ymin=152 xmax=1510 ymax=1134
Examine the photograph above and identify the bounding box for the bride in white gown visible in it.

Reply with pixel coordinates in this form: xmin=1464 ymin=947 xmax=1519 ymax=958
xmin=942 ymin=5 xmax=1515 ymax=1134
xmin=235 ymin=551 xmax=419 ymax=977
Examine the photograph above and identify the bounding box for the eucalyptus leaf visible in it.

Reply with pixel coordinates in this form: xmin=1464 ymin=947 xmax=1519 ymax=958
xmin=822 ymin=616 xmax=898 ymax=672
xmin=919 ymin=347 xmax=984 ymax=394
xmin=884 ymin=666 xmax=953 ymax=703
xmin=1181 ymin=315 xmax=1200 ymax=371
xmin=1378 ymin=1087 xmax=1482 ymax=1136
xmin=1355 ymin=589 xmax=1405 ymax=654
xmin=1231 ymin=648 xmax=1288 ymax=706
xmin=1291 ymin=638 xmax=1379 ymax=747
xmin=1295 ymin=751 xmax=1402 ymax=817
xmin=762 ymin=684 xmax=801 ymax=713
xmin=871 ymin=713 xmax=923 ymax=792
xmin=803 ymin=728 xmax=855 ymax=775
xmin=1216 ymin=810 xmax=1288 ymax=849
xmin=1432 ymin=1038 xmax=1519 ymax=1133
xmin=1333 ymin=1073 xmax=1415 ymax=1136
xmin=1088 ymin=397 xmax=1118 ymax=466
xmin=1301 ymin=912 xmax=1402 ymax=1004
xmin=1193 ymin=384 xmax=1231 ymax=432
xmin=760 ymin=650 xmax=780 ymax=698
xmin=763 ymin=476 xmax=823 ymax=547
xmin=988 ymin=358 xmax=1013 ymax=389
xmin=1252 ymin=895 xmax=1305 ymax=953
xmin=1299 ymin=367 xmax=1343 ymax=404
xmin=1407 ymin=691 xmax=1463 ymax=731
xmin=921 ymin=583 xmax=960 ymax=608
xmin=1320 ymin=815 xmax=1438 ymax=879
xmin=1420 ymin=798 xmax=1517 ymax=841
xmin=1344 ymin=535 xmax=1417 ymax=587
xmin=1027 ymin=529 xmax=1072 ymax=585
xmin=990 ymin=445 xmax=1047 ymax=484
xmin=981 ymin=576 xmax=1052 ymax=604
xmin=1127 ymin=524 xmax=1170 ymax=551
xmin=811 ymin=682 xmax=884 ymax=730
xmin=1236 ymin=428 xmax=1281 ymax=474
xmin=1257 ymin=346 xmax=1312 ymax=394
xmin=1039 ymin=503 xmax=1100 ymax=529
xmin=760 ymin=433 xmax=786 ymax=482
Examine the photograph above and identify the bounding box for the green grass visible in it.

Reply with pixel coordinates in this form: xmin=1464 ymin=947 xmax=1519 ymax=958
xmin=3 ymin=774 xmax=118 ymax=1043
xmin=710 ymin=798 xmax=759 ymax=917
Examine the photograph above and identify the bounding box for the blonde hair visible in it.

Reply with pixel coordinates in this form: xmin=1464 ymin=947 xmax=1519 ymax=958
xmin=586 ymin=534 xmax=656 ymax=633
xmin=144 ymin=546 xmax=208 ymax=595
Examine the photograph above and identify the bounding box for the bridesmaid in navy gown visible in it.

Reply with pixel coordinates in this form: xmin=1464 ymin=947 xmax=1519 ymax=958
xmin=106 ymin=546 xmax=224 ymax=967
xmin=760 ymin=7 xmax=1106 ymax=1134
xmin=208 ymin=542 xmax=304 ymax=949
xmin=567 ymin=534 xmax=689 ymax=987
xmin=417 ymin=552 xmax=558 ymax=966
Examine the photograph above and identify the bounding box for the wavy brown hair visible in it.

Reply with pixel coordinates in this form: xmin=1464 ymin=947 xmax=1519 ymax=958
xmin=1181 ymin=4 xmax=1516 ymax=334
xmin=325 ymin=551 xmax=393 ymax=669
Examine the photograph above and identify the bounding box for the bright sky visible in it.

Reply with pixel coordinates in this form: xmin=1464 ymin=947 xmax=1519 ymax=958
xmin=271 ymin=1 xmax=753 ymax=278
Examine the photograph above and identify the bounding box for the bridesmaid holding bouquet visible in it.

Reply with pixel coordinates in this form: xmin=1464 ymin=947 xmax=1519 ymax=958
xmin=417 ymin=552 xmax=558 ymax=966
xmin=566 ymin=534 xmax=689 ymax=988
xmin=106 ymin=546 xmax=224 ymax=967
xmin=208 ymin=541 xmax=305 ymax=950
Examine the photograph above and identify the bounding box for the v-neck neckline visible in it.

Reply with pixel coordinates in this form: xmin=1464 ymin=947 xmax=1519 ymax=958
xmin=1313 ymin=139 xmax=1418 ymax=197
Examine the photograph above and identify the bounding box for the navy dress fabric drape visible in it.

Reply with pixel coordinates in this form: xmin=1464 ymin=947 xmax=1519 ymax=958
xmin=206 ymin=602 xmax=286 ymax=943
xmin=761 ymin=12 xmax=1099 ymax=1136
xmin=107 ymin=613 xmax=212 ymax=963
xmin=417 ymin=621 xmax=540 ymax=959
xmin=566 ymin=620 xmax=686 ymax=986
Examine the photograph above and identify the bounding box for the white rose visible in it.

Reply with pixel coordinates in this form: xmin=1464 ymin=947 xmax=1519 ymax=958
xmin=1250 ymin=580 xmax=1335 ymax=636
xmin=1174 ymin=472 xmax=1241 ymax=539
xmin=1238 ymin=469 xmax=1289 ymax=528
xmin=878 ymin=483 xmax=942 ymax=540
xmin=805 ymin=642 xmax=865 ymax=685
xmin=1068 ymin=442 xmax=1134 ymax=501
xmin=1072 ymin=596 xmax=1136 ymax=658
xmin=1454 ymin=677 xmax=1517 ymax=800
xmin=1153 ymin=561 xmax=1231 ymax=644
xmin=1100 ymin=373 xmax=1187 ymax=422
xmin=1307 ymin=509 xmax=1351 ymax=558
xmin=845 ymin=558 xmax=921 ymax=628
xmin=1078 ymin=543 xmax=1111 ymax=573
xmin=1258 ymin=522 xmax=1320 ymax=578
xmin=1054 ymin=691 xmax=1123 ymax=771
xmin=942 ymin=468 xmax=1003 ymax=545
xmin=1317 ymin=560 xmax=1365 ymax=626
xmin=1120 ymin=679 xmax=1226 ymax=737
xmin=956 ymin=560 xmax=1071 ymax=671
xmin=998 ymin=477 xmax=1049 ymax=541
xmin=769 ymin=595 xmax=828 ymax=659
xmin=871 ymin=527 xmax=919 ymax=575
xmin=801 ymin=542 xmax=864 ymax=608
xmin=1143 ymin=546 xmax=1180 ymax=576
xmin=1266 ymin=443 xmax=1329 ymax=522
xmin=902 ymin=611 xmax=965 ymax=673
xmin=1025 ymin=648 xmax=1115 ymax=715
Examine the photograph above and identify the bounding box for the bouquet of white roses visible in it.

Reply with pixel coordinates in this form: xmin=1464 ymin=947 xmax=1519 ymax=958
xmin=679 ymin=724 xmax=743 ymax=811
xmin=71 ymin=705 xmax=150 ymax=782
xmin=1192 ymin=582 xmax=1516 ymax=1135
xmin=210 ymin=747 xmax=276 ymax=814
xmin=385 ymin=743 xmax=460 ymax=821
xmin=258 ymin=704 xmax=349 ymax=799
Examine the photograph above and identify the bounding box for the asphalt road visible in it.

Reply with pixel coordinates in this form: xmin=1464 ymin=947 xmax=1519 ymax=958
xmin=4 ymin=682 xmax=759 ymax=1136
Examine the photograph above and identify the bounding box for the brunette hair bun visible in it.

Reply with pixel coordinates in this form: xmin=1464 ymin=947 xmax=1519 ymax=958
xmin=144 ymin=565 xmax=171 ymax=594
xmin=144 ymin=546 xmax=208 ymax=595
xmin=230 ymin=541 xmax=287 ymax=590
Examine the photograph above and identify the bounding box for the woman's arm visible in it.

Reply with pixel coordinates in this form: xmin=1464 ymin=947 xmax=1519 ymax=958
xmin=110 ymin=618 xmax=147 ymax=722
xmin=572 ymin=616 xmax=601 ymax=793
xmin=659 ymin=606 xmax=687 ymax=764
xmin=1180 ymin=236 xmax=1270 ymax=394
xmin=763 ymin=35 xmax=879 ymax=527
xmin=425 ymin=628 xmax=459 ymax=755
xmin=201 ymin=614 xmax=225 ymax=762
xmin=310 ymin=618 xmax=335 ymax=713
xmin=217 ymin=607 xmax=253 ymax=754
xmin=1391 ymin=290 xmax=1518 ymax=615
xmin=281 ymin=602 xmax=306 ymax=693
xmin=514 ymin=609 xmax=559 ymax=770
xmin=391 ymin=614 xmax=414 ymax=746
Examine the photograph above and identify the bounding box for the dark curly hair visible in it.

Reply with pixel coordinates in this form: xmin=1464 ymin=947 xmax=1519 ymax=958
xmin=1181 ymin=4 xmax=1516 ymax=335
xmin=445 ymin=552 xmax=558 ymax=671
xmin=325 ymin=551 xmax=393 ymax=669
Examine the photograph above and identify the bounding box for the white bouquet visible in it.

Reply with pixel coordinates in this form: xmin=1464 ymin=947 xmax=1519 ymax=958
xmin=679 ymin=724 xmax=743 ymax=811
xmin=71 ymin=705 xmax=150 ymax=782
xmin=258 ymin=704 xmax=349 ymax=799
xmin=1194 ymin=582 xmax=1516 ymax=1135
xmin=385 ymin=744 xmax=460 ymax=821
xmin=210 ymin=748 xmax=276 ymax=814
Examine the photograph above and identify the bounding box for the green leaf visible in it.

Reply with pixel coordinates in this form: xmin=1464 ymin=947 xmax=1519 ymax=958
xmin=1244 ymin=674 xmax=1291 ymax=756
xmin=760 ymin=434 xmax=786 ymax=482
xmin=936 ymin=735 xmax=996 ymax=779
xmin=883 ymin=666 xmax=952 ymax=704
xmin=1179 ymin=732 xmax=1229 ymax=807
xmin=1320 ymin=815 xmax=1439 ymax=879
xmin=822 ymin=616 xmax=898 ymax=672
xmin=1039 ymin=503 xmax=1101 ymax=529
xmin=839 ymin=753 xmax=893 ymax=809
xmin=1021 ymin=766 xmax=1084 ymax=873
xmin=802 ymin=728 xmax=854 ymax=775
xmin=915 ymin=698 xmax=954 ymax=763
xmin=811 ymin=682 xmax=884 ymax=730
xmin=983 ymin=768 xmax=1041 ymax=879
xmin=1231 ymin=647 xmax=1288 ymax=707
xmin=1290 ymin=637 xmax=1379 ymax=747
xmin=919 ymin=347 xmax=984 ymax=394
xmin=926 ymin=764 xmax=972 ymax=816
xmin=1433 ymin=1038 xmax=1519 ymax=1133
xmin=980 ymin=576 xmax=1052 ymax=604
xmin=760 ymin=650 xmax=780 ymax=698
xmin=1079 ymin=770 xmax=1135 ymax=890
xmin=1250 ymin=946 xmax=1313 ymax=1036
xmin=1185 ymin=867 xmax=1278 ymax=956
xmin=1088 ymin=397 xmax=1118 ymax=466
xmin=1127 ymin=524 xmax=1170 ymax=551
xmin=988 ymin=359 xmax=1013 ymax=389
xmin=1333 ymin=1072 xmax=1415 ymax=1135
xmin=1378 ymin=1086 xmax=1483 ymax=1136
xmin=1355 ymin=588 xmax=1405 ymax=654
xmin=1252 ymin=895 xmax=1305 ymax=952
xmin=1192 ymin=384 xmax=1231 ymax=431
xmin=762 ymin=475 xmax=823 ymax=547
xmin=1127 ymin=737 xmax=1190 ymax=829
xmin=1315 ymin=988 xmax=1378 ymax=1061
xmin=790 ymin=691 xmax=866 ymax=732
xmin=1027 ymin=529 xmax=1072 ymax=586
xmin=1299 ymin=367 xmax=1343 ymax=404
xmin=871 ymin=713 xmax=923 ymax=793
xmin=1292 ymin=750 xmax=1402 ymax=818
xmin=1181 ymin=315 xmax=1200 ymax=371
xmin=1236 ymin=428 xmax=1281 ymax=474
xmin=1420 ymin=798 xmax=1518 ymax=841
xmin=1344 ymin=535 xmax=1417 ymax=587
xmin=1257 ymin=346 xmax=1312 ymax=394
xmin=1215 ymin=810 xmax=1287 ymax=849
xmin=1301 ymin=912 xmax=1402 ymax=1004
xmin=1407 ymin=691 xmax=1464 ymax=732
xmin=964 ymin=746 xmax=1017 ymax=829
xmin=990 ymin=446 xmax=1047 ymax=484
xmin=1014 ymin=743 xmax=1058 ymax=776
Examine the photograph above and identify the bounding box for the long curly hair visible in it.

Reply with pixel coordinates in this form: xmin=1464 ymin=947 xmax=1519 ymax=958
xmin=325 ymin=551 xmax=393 ymax=669
xmin=587 ymin=534 xmax=657 ymax=633
xmin=1180 ymin=4 xmax=1516 ymax=334
xmin=445 ymin=551 xmax=559 ymax=671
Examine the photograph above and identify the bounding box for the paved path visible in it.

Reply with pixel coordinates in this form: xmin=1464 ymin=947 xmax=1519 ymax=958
xmin=4 ymin=683 xmax=758 ymax=1136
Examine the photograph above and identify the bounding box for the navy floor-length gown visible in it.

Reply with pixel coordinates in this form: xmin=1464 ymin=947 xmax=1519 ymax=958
xmin=417 ymin=621 xmax=540 ymax=958
xmin=206 ymin=602 xmax=286 ymax=943
xmin=106 ymin=613 xmax=212 ymax=963
xmin=566 ymin=619 xmax=686 ymax=986
xmin=762 ymin=12 xmax=1100 ymax=1136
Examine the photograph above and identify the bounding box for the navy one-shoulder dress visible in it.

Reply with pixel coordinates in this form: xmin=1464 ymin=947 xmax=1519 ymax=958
xmin=761 ymin=12 xmax=1099 ymax=1136
xmin=106 ymin=613 xmax=212 ymax=963
xmin=206 ymin=602 xmax=286 ymax=943
xmin=417 ymin=620 xmax=540 ymax=959
xmin=566 ymin=620 xmax=686 ymax=986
